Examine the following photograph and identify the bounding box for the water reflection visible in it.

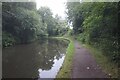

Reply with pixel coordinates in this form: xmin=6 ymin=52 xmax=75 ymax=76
xmin=2 ymin=38 xmax=69 ymax=78
xmin=38 ymin=56 xmax=65 ymax=78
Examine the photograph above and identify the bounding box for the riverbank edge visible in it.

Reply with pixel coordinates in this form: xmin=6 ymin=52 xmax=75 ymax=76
xmin=51 ymin=37 xmax=118 ymax=78
xmin=54 ymin=37 xmax=75 ymax=78
xmin=80 ymin=43 xmax=118 ymax=78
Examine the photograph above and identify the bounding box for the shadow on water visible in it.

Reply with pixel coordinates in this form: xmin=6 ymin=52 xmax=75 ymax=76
xmin=2 ymin=38 xmax=69 ymax=79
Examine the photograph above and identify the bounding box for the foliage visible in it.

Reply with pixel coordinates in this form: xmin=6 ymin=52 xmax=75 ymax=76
xmin=38 ymin=7 xmax=68 ymax=36
xmin=2 ymin=2 xmax=42 ymax=45
xmin=2 ymin=2 xmax=68 ymax=47
xmin=2 ymin=31 xmax=15 ymax=47
xmin=84 ymin=44 xmax=118 ymax=78
xmin=66 ymin=2 xmax=119 ymax=62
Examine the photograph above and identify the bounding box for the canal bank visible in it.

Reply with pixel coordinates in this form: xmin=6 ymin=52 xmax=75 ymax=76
xmin=56 ymin=37 xmax=118 ymax=78
xmin=56 ymin=37 xmax=75 ymax=78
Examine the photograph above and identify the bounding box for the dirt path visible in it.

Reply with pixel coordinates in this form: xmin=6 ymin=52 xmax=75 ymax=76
xmin=72 ymin=40 xmax=108 ymax=78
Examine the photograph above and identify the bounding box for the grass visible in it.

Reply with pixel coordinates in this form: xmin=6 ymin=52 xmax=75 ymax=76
xmin=83 ymin=44 xmax=118 ymax=78
xmin=54 ymin=35 xmax=118 ymax=78
xmin=55 ymin=37 xmax=75 ymax=78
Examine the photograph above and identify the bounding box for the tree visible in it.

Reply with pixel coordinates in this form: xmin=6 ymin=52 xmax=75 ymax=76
xmin=2 ymin=2 xmax=45 ymax=46
xmin=66 ymin=2 xmax=119 ymax=62
xmin=38 ymin=7 xmax=68 ymax=36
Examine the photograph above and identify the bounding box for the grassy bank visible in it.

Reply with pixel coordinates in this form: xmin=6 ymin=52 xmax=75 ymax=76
xmin=56 ymin=37 xmax=75 ymax=78
xmin=82 ymin=44 xmax=118 ymax=78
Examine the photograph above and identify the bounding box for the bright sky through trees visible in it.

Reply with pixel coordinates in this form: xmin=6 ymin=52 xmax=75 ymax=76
xmin=35 ymin=0 xmax=67 ymax=20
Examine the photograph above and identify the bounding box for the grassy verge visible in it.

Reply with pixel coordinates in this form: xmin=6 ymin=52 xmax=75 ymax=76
xmin=55 ymin=37 xmax=75 ymax=78
xmin=82 ymin=44 xmax=118 ymax=78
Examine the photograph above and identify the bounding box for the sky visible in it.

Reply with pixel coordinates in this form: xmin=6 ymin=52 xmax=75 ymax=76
xmin=35 ymin=0 xmax=67 ymax=20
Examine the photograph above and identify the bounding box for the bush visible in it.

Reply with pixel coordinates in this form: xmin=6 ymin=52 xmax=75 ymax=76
xmin=2 ymin=32 xmax=15 ymax=47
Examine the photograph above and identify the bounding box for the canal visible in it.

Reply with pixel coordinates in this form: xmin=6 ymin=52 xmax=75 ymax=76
xmin=2 ymin=38 xmax=69 ymax=79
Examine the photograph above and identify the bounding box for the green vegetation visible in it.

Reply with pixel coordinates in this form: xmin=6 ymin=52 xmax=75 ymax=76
xmin=2 ymin=32 xmax=15 ymax=47
xmin=66 ymin=2 xmax=119 ymax=63
xmin=2 ymin=2 xmax=40 ymax=45
xmin=82 ymin=44 xmax=118 ymax=78
xmin=66 ymin=2 xmax=119 ymax=78
xmin=2 ymin=2 xmax=68 ymax=48
xmin=56 ymin=37 xmax=75 ymax=78
xmin=2 ymin=1 xmax=119 ymax=78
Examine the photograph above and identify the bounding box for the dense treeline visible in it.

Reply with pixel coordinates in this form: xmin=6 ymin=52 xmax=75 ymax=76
xmin=66 ymin=2 xmax=119 ymax=62
xmin=2 ymin=2 xmax=68 ymax=47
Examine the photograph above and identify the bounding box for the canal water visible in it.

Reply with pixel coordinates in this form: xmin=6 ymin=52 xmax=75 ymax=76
xmin=2 ymin=38 xmax=69 ymax=79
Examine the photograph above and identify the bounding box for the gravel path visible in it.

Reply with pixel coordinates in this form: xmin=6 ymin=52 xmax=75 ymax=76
xmin=72 ymin=41 xmax=108 ymax=78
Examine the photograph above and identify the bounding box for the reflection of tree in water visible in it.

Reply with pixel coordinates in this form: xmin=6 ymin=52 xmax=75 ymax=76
xmin=51 ymin=39 xmax=69 ymax=60
xmin=36 ymin=38 xmax=69 ymax=70
xmin=2 ymin=38 xmax=69 ymax=78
